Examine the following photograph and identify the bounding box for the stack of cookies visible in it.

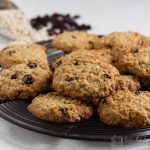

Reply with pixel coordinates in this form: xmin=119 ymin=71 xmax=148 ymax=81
xmin=0 ymin=44 xmax=51 ymax=100
xmin=1 ymin=31 xmax=150 ymax=128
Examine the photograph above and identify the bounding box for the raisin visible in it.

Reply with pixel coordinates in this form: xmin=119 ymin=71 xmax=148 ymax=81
xmin=73 ymin=15 xmax=80 ymax=19
xmin=30 ymin=13 xmax=91 ymax=35
xmin=102 ymin=74 xmax=111 ymax=79
xmin=74 ymin=60 xmax=79 ymax=65
xmin=107 ymin=44 xmax=113 ymax=49
xmin=88 ymin=41 xmax=94 ymax=45
xmin=77 ymin=24 xmax=91 ymax=30
xmin=47 ymin=28 xmax=62 ymax=35
xmin=27 ymin=63 xmax=37 ymax=69
xmin=131 ymin=48 xmax=139 ymax=53
xmin=135 ymin=91 xmax=140 ymax=95
xmin=138 ymin=41 xmax=144 ymax=45
xmin=23 ymin=75 xmax=33 ymax=84
xmin=11 ymin=73 xmax=17 ymax=79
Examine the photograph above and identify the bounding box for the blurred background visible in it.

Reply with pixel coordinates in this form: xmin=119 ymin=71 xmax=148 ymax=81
xmin=11 ymin=0 xmax=150 ymax=36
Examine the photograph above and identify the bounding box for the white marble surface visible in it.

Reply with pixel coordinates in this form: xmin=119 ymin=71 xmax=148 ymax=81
xmin=0 ymin=118 xmax=149 ymax=150
xmin=0 ymin=0 xmax=150 ymax=149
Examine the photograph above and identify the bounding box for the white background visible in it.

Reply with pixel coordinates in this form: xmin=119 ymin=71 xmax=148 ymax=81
xmin=0 ymin=0 xmax=150 ymax=149
xmin=11 ymin=0 xmax=150 ymax=36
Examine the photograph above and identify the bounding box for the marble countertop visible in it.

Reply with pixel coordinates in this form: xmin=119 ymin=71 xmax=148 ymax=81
xmin=0 ymin=0 xmax=150 ymax=149
xmin=0 ymin=118 xmax=149 ymax=150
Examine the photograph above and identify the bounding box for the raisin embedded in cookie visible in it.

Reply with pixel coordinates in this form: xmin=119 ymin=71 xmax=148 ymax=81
xmin=51 ymin=31 xmax=101 ymax=52
xmin=53 ymin=62 xmax=119 ymax=100
xmin=27 ymin=92 xmax=93 ymax=122
xmin=0 ymin=63 xmax=51 ymax=100
xmin=0 ymin=44 xmax=48 ymax=68
xmin=118 ymin=47 xmax=150 ymax=78
xmin=98 ymin=31 xmax=150 ymax=61
xmin=116 ymin=75 xmax=141 ymax=92
xmin=51 ymin=49 xmax=112 ymax=72
xmin=0 ymin=43 xmax=52 ymax=100
xmin=97 ymin=90 xmax=150 ymax=128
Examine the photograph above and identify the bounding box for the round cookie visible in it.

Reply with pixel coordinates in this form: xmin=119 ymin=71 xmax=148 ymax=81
xmin=98 ymin=31 xmax=150 ymax=60
xmin=51 ymin=49 xmax=112 ymax=71
xmin=116 ymin=75 xmax=141 ymax=92
xmin=53 ymin=62 xmax=119 ymax=100
xmin=51 ymin=31 xmax=101 ymax=52
xmin=118 ymin=47 xmax=150 ymax=78
xmin=97 ymin=90 xmax=150 ymax=128
xmin=0 ymin=63 xmax=51 ymax=100
xmin=27 ymin=92 xmax=93 ymax=122
xmin=0 ymin=44 xmax=48 ymax=68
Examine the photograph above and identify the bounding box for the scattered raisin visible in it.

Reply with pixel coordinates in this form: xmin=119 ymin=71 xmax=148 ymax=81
xmin=78 ymin=24 xmax=91 ymax=30
xmin=73 ymin=15 xmax=80 ymax=19
xmin=23 ymin=75 xmax=33 ymax=84
xmin=27 ymin=63 xmax=37 ymax=69
xmin=11 ymin=73 xmax=17 ymax=79
xmin=47 ymin=28 xmax=62 ymax=35
xmin=30 ymin=13 xmax=91 ymax=36
xmin=102 ymin=74 xmax=111 ymax=79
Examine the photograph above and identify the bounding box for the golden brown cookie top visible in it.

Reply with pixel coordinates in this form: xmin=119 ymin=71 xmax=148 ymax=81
xmin=53 ymin=61 xmax=119 ymax=100
xmin=0 ymin=44 xmax=48 ymax=68
xmin=28 ymin=92 xmax=93 ymax=122
xmin=51 ymin=31 xmax=101 ymax=52
xmin=0 ymin=44 xmax=51 ymax=100
xmin=0 ymin=63 xmax=51 ymax=100
xmin=98 ymin=90 xmax=150 ymax=128
xmin=98 ymin=31 xmax=150 ymax=60
xmin=116 ymin=75 xmax=141 ymax=92
xmin=118 ymin=47 xmax=150 ymax=78
xmin=51 ymin=49 xmax=112 ymax=71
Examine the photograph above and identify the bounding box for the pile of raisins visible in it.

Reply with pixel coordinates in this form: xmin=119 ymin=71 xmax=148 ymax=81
xmin=30 ymin=13 xmax=91 ymax=35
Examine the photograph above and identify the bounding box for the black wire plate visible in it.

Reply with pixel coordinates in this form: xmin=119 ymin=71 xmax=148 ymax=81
xmin=0 ymin=100 xmax=150 ymax=141
xmin=0 ymin=41 xmax=150 ymax=141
